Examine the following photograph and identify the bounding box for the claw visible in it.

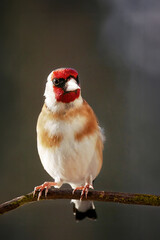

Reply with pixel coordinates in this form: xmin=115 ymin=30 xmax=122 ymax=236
xmin=33 ymin=182 xmax=57 ymax=200
xmin=73 ymin=184 xmax=94 ymax=200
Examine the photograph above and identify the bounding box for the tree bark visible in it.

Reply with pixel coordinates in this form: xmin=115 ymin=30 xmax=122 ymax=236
xmin=1 ymin=189 xmax=160 ymax=215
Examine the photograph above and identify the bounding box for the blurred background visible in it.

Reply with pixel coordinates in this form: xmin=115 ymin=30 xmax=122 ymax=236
xmin=1 ymin=0 xmax=160 ymax=239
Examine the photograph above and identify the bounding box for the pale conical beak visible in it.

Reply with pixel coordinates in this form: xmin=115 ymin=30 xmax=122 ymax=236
xmin=65 ymin=78 xmax=80 ymax=92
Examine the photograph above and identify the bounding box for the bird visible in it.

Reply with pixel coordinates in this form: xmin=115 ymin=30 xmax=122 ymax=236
xmin=34 ymin=67 xmax=104 ymax=221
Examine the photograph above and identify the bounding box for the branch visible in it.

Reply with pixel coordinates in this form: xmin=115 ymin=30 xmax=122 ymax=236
xmin=1 ymin=189 xmax=160 ymax=215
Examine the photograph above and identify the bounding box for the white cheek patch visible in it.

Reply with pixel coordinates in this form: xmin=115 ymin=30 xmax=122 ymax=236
xmin=65 ymin=79 xmax=80 ymax=92
xmin=44 ymin=78 xmax=54 ymax=98
xmin=44 ymin=79 xmax=57 ymax=110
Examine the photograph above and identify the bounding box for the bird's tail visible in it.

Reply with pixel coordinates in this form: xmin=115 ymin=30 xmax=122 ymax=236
xmin=71 ymin=200 xmax=97 ymax=221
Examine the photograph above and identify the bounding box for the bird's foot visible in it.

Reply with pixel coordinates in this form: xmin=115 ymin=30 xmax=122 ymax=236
xmin=73 ymin=183 xmax=94 ymax=200
xmin=33 ymin=181 xmax=57 ymax=201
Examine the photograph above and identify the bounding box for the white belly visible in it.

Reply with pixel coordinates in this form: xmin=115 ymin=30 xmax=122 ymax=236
xmin=37 ymin=119 xmax=99 ymax=187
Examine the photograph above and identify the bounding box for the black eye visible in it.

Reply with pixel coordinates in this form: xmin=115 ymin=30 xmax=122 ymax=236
xmin=53 ymin=78 xmax=63 ymax=86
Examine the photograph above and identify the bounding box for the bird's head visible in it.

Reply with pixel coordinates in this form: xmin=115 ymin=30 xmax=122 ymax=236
xmin=44 ymin=68 xmax=82 ymax=112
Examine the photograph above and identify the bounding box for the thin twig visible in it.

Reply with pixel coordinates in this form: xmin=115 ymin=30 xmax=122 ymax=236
xmin=1 ymin=189 xmax=160 ymax=215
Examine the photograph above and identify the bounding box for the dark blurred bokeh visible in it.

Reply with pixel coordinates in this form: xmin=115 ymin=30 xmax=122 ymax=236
xmin=1 ymin=0 xmax=160 ymax=239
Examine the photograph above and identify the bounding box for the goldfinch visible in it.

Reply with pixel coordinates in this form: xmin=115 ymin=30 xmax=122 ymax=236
xmin=34 ymin=68 xmax=104 ymax=221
